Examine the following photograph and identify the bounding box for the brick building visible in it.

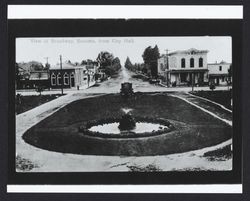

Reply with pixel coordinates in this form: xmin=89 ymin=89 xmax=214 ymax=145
xmin=49 ymin=61 xmax=90 ymax=89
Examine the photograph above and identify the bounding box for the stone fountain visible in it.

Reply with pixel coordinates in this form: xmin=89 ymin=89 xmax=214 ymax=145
xmin=118 ymin=108 xmax=136 ymax=131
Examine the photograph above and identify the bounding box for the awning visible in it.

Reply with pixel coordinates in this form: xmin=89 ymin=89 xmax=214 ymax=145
xmin=209 ymin=74 xmax=228 ymax=77
xmin=167 ymin=69 xmax=208 ymax=73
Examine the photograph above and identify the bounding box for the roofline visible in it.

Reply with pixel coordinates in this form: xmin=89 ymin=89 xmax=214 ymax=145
xmin=168 ymin=48 xmax=209 ymax=56
xmin=208 ymin=74 xmax=228 ymax=76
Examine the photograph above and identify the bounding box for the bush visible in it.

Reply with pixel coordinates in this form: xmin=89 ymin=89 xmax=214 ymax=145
xmin=36 ymin=85 xmax=44 ymax=95
xmin=209 ymin=83 xmax=216 ymax=91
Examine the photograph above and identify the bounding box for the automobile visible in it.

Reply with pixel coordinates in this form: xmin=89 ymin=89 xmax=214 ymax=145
xmin=149 ymin=78 xmax=161 ymax=84
xmin=120 ymin=82 xmax=134 ymax=97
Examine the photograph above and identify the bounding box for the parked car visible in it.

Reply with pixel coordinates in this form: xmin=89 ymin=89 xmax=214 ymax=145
xmin=120 ymin=82 xmax=134 ymax=97
xmin=149 ymin=78 xmax=160 ymax=84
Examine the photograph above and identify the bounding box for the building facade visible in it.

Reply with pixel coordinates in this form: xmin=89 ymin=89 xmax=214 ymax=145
xmin=208 ymin=61 xmax=231 ymax=85
xmin=50 ymin=61 xmax=91 ymax=89
xmin=158 ymin=48 xmax=209 ymax=86
xmin=18 ymin=71 xmax=50 ymax=89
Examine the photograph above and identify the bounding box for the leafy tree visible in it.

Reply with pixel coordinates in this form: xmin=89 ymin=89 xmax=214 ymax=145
xmin=86 ymin=59 xmax=93 ymax=64
xmin=142 ymin=45 xmax=160 ymax=77
xmin=125 ymin=57 xmax=133 ymax=70
xmin=44 ymin=62 xmax=50 ymax=70
xmin=96 ymin=52 xmax=121 ymax=76
xmin=30 ymin=61 xmax=44 ymax=71
xmin=228 ymin=64 xmax=232 ymax=84
xmin=36 ymin=84 xmax=44 ymax=96
xmin=97 ymin=51 xmax=114 ymax=68
xmin=81 ymin=60 xmax=87 ymax=65
xmin=209 ymin=82 xmax=216 ymax=91
xmin=15 ymin=63 xmax=21 ymax=89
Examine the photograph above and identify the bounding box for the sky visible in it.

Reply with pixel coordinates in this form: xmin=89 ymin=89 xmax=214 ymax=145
xmin=16 ymin=36 xmax=232 ymax=66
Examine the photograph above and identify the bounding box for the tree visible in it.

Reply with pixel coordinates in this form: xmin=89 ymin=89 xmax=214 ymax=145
xmin=104 ymin=57 xmax=121 ymax=76
xmin=209 ymin=82 xmax=216 ymax=91
xmin=228 ymin=64 xmax=232 ymax=84
xmin=29 ymin=61 xmax=44 ymax=71
xmin=96 ymin=51 xmax=114 ymax=68
xmin=81 ymin=60 xmax=87 ymax=65
xmin=142 ymin=45 xmax=160 ymax=77
xmin=96 ymin=52 xmax=121 ymax=76
xmin=15 ymin=63 xmax=21 ymax=89
xmin=36 ymin=84 xmax=44 ymax=96
xmin=44 ymin=62 xmax=50 ymax=70
xmin=125 ymin=57 xmax=133 ymax=70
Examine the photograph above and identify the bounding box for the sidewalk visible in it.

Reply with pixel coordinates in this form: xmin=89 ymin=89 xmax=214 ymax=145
xmin=16 ymin=81 xmax=96 ymax=96
xmin=171 ymin=92 xmax=232 ymax=125
xmin=159 ymin=82 xmax=232 ymax=92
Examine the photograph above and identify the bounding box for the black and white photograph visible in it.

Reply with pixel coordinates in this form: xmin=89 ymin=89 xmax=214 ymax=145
xmin=5 ymin=5 xmax=244 ymax=193
xmin=15 ymin=36 xmax=233 ymax=173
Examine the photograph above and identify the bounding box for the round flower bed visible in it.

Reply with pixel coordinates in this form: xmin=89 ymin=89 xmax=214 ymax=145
xmin=79 ymin=116 xmax=175 ymax=138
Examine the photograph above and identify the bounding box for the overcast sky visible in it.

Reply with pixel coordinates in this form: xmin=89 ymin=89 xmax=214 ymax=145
xmin=16 ymin=36 xmax=232 ymax=66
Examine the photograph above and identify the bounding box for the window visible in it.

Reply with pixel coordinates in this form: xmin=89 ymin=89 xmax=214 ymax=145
xmin=181 ymin=58 xmax=185 ymax=68
xmin=57 ymin=73 xmax=62 ymax=85
xmin=51 ymin=73 xmax=56 ymax=85
xmin=64 ymin=73 xmax=69 ymax=85
xmin=219 ymin=66 xmax=222 ymax=71
xmin=190 ymin=58 xmax=194 ymax=68
xmin=199 ymin=58 xmax=203 ymax=67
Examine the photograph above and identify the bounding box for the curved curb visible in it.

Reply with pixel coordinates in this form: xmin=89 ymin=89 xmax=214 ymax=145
xmin=170 ymin=94 xmax=232 ymax=126
xmin=187 ymin=92 xmax=232 ymax=113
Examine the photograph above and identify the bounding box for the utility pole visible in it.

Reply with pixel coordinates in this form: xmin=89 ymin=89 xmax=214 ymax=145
xmin=44 ymin=57 xmax=50 ymax=71
xmin=165 ymin=49 xmax=170 ymax=86
xmin=165 ymin=49 xmax=170 ymax=69
xmin=60 ymin=55 xmax=64 ymax=95
xmin=192 ymin=73 xmax=194 ymax=92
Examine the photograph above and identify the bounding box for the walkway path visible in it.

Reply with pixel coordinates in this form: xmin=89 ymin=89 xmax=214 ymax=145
xmin=171 ymin=92 xmax=232 ymax=126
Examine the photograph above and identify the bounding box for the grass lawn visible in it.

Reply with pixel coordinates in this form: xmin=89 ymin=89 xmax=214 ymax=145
xmin=16 ymin=94 xmax=63 ymax=114
xmin=190 ymin=90 xmax=232 ymax=110
xmin=23 ymin=92 xmax=232 ymax=156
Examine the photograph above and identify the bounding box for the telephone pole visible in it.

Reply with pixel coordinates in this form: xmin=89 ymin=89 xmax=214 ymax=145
xmin=165 ymin=49 xmax=170 ymax=69
xmin=60 ymin=55 xmax=64 ymax=95
xmin=192 ymin=73 xmax=194 ymax=92
xmin=165 ymin=49 xmax=170 ymax=85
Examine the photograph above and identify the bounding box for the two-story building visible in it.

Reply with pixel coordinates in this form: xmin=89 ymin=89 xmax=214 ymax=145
xmin=49 ymin=61 xmax=89 ymax=89
xmin=158 ymin=48 xmax=209 ymax=86
xmin=207 ymin=61 xmax=231 ymax=85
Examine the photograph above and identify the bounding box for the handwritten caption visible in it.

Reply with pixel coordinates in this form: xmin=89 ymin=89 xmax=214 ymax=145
xmin=30 ymin=38 xmax=134 ymax=44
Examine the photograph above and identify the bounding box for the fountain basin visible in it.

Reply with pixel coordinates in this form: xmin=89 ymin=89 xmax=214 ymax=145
xmin=79 ymin=117 xmax=174 ymax=138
